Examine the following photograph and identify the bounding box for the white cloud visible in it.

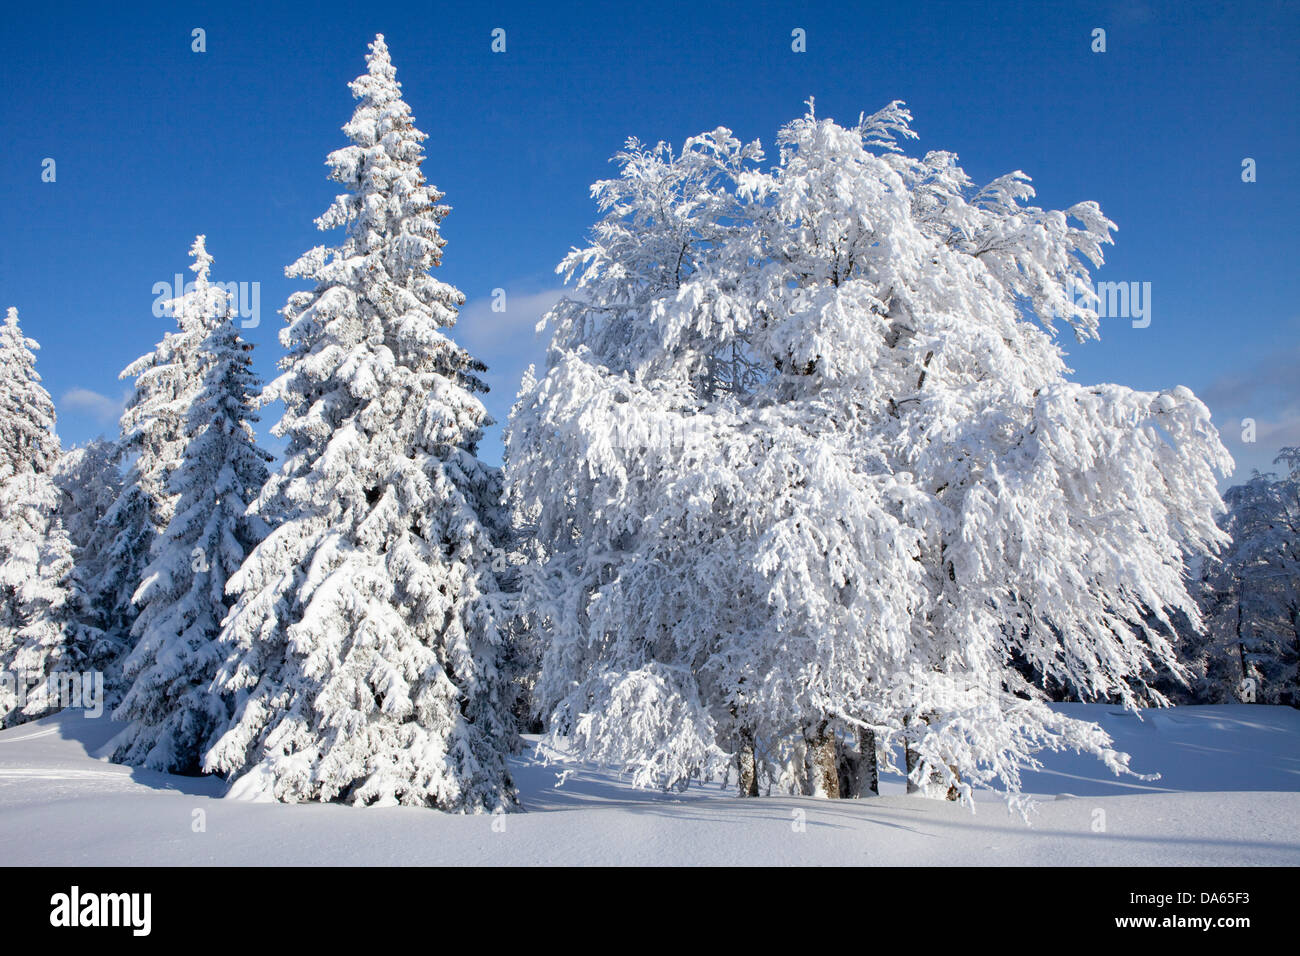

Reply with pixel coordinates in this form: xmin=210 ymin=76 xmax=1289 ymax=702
xmin=454 ymin=286 xmax=565 ymax=403
xmin=447 ymin=286 xmax=566 ymax=463
xmin=61 ymin=387 xmax=127 ymax=426
xmin=1200 ymin=345 xmax=1300 ymax=416
xmin=454 ymin=288 xmax=565 ymax=353
xmin=1197 ymin=347 xmax=1300 ymax=485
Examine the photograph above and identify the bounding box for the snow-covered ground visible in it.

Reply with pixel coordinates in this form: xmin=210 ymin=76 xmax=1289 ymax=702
xmin=1 ymin=703 xmax=1296 ymax=866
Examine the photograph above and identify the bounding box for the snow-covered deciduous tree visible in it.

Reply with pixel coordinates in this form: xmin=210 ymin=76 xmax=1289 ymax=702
xmin=0 ymin=309 xmax=102 ymax=726
xmin=204 ymin=36 xmax=515 ymax=811
xmin=1190 ymin=449 xmax=1300 ymax=707
xmin=506 ymin=128 xmax=780 ymax=792
xmin=508 ymin=102 xmax=1234 ymax=805
xmin=109 ymin=238 xmax=272 ymax=773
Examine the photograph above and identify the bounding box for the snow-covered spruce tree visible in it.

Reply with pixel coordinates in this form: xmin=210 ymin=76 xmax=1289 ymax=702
xmin=90 ymin=246 xmax=214 ymax=683
xmin=54 ymin=436 xmax=124 ymax=671
xmin=109 ymin=238 xmax=272 ymax=773
xmin=203 ymin=36 xmax=515 ymax=810
xmin=0 ymin=308 xmax=102 ymax=726
xmin=508 ymin=103 xmax=1233 ymax=804
xmin=56 ymin=437 xmax=123 ymax=576
xmin=1191 ymin=449 xmax=1300 ymax=707
xmin=497 ymin=374 xmax=547 ymax=735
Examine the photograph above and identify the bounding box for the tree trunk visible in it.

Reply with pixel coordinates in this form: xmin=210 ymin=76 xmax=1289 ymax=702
xmin=737 ymin=729 xmax=759 ymax=797
xmin=903 ymin=713 xmax=921 ymax=795
xmin=810 ymin=721 xmax=840 ymax=799
xmin=945 ymin=765 xmax=961 ymax=801
xmin=904 ymin=713 xmax=945 ymax=797
xmin=1237 ymin=580 xmax=1251 ymax=699
xmin=1290 ymin=607 xmax=1300 ymax=708
xmin=904 ymin=738 xmax=922 ymax=795
xmin=861 ymin=728 xmax=879 ymax=796
xmin=836 ymin=727 xmax=878 ymax=797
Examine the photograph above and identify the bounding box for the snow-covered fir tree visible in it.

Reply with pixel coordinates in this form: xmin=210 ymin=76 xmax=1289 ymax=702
xmin=1190 ymin=449 xmax=1300 ymax=707
xmin=56 ymin=437 xmax=123 ymax=571
xmin=498 ymin=370 xmax=548 ymax=735
xmin=89 ymin=245 xmax=215 ymax=681
xmin=507 ymin=103 xmax=1233 ymax=804
xmin=109 ymin=238 xmax=272 ymax=773
xmin=0 ymin=308 xmax=102 ymax=726
xmin=203 ymin=36 xmax=516 ymax=810
xmin=54 ymin=436 xmax=125 ymax=678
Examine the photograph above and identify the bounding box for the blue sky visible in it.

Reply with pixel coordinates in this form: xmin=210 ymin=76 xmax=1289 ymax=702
xmin=1 ymin=0 xmax=1296 ymax=484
